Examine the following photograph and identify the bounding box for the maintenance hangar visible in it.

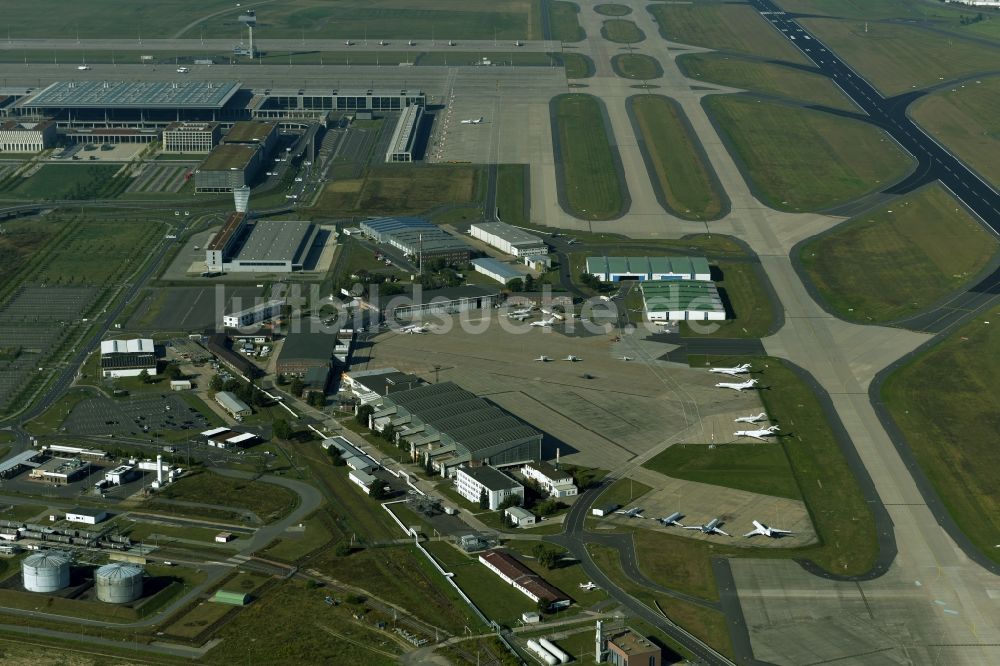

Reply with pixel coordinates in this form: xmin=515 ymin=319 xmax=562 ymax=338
xmin=360 ymin=216 xmax=472 ymax=264
xmin=385 ymin=104 xmax=423 ymax=163
xmin=640 ymin=281 xmax=726 ymax=322
xmin=471 ymin=257 xmax=523 ymax=286
xmin=360 ymin=216 xmax=434 ymax=243
xmin=469 ymin=222 xmax=547 ymax=258
xmin=586 ymin=256 xmax=712 ymax=282
xmin=370 ymin=381 xmax=542 ymax=474
xmin=205 ymin=214 xmax=318 ymax=273
xmin=388 ymin=285 xmax=500 ymax=320
xmin=100 ymin=338 xmax=156 ymax=378
xmin=276 ymin=331 xmax=337 ymax=378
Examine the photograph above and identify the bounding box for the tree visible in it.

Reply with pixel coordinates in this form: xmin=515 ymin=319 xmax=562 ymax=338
xmin=272 ymin=418 xmax=293 ymax=440
xmin=327 ymin=447 xmax=346 ymax=466
xmin=276 ymin=373 xmax=289 ymax=386
xmin=524 ymin=274 xmax=536 ymax=292
xmin=356 ymin=404 xmax=374 ymax=427
xmin=369 ymin=483 xmax=388 ymax=500
xmin=290 ymin=376 xmax=304 ymax=397
xmin=138 ymin=369 xmax=152 ymax=384
xmin=479 ymin=488 xmax=489 ymax=510
xmin=334 ymin=541 xmax=352 ymax=557
xmin=164 ymin=363 xmax=182 ymax=380
xmin=532 ymin=544 xmax=560 ymax=570
xmin=507 ymin=278 xmax=524 ymax=293
xmin=307 ymin=392 xmax=325 ymax=408
xmin=424 ymin=457 xmax=435 ymax=477
xmin=380 ymin=424 xmax=395 ymax=442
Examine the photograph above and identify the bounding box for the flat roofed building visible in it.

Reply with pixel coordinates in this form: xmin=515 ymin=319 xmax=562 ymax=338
xmin=389 ymin=285 xmax=500 ymax=320
xmin=341 ymin=368 xmax=424 ymax=405
xmin=224 ymin=220 xmax=317 ymax=273
xmin=252 ymin=87 xmax=425 ymax=120
xmin=586 ymin=256 xmax=711 ymax=282
xmin=0 ymin=450 xmax=42 ymax=478
xmin=206 ymin=212 xmax=249 ymax=271
xmin=455 ymin=466 xmax=524 ymax=510
xmin=504 ymin=506 xmax=536 ymax=527
xmin=0 ymin=119 xmax=56 ymax=152
xmin=65 ymin=507 xmax=108 ymax=525
xmin=605 ymin=629 xmax=663 ymax=666
xmin=22 ymin=80 xmax=242 ymax=111
xmin=349 ymin=469 xmax=377 ymax=494
xmin=28 ymin=458 xmax=90 ymax=485
xmin=521 ymin=462 xmax=578 ymax=498
xmin=372 ymin=381 xmax=541 ymax=473
xmin=162 ymin=121 xmax=219 ymax=153
xmin=216 ymin=391 xmax=251 ymax=419
xmin=276 ymin=332 xmax=337 ymax=376
xmin=195 ymin=143 xmax=261 ymax=192
xmin=640 ymin=281 xmax=726 ymax=322
xmin=223 ymin=299 xmax=285 ymax=329
xmin=470 ymin=222 xmax=547 ymax=257
xmin=385 ymin=229 xmax=471 ymax=264
xmin=360 ymin=216 xmax=435 ymax=243
xmin=221 ymin=120 xmax=278 ymax=159
xmin=478 ymin=550 xmax=571 ymax=609
xmin=385 ymin=105 xmax=423 ymax=163
xmin=471 ymin=257 xmax=523 ymax=285
xmin=100 ymin=338 xmax=156 ymax=378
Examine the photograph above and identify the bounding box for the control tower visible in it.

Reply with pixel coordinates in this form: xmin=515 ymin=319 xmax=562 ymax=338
xmin=234 ymin=10 xmax=258 ymax=58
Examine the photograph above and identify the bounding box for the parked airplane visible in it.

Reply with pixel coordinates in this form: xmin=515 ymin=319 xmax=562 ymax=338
xmin=508 ymin=308 xmax=533 ymax=317
xmin=408 ymin=39 xmax=416 ymax=46
xmin=619 ymin=356 xmax=632 ymax=361
xmin=509 ymin=313 xmax=530 ymax=321
xmin=683 ymin=518 xmax=730 ymax=536
xmin=378 ymin=39 xmax=389 ymax=46
xmin=530 ymin=318 xmax=555 ymax=328
xmin=344 ymin=40 xmax=354 ymax=45
xmin=461 ymin=117 xmax=484 ymax=124
xmin=399 ymin=323 xmax=429 ymax=334
xmin=514 ymin=40 xmax=524 ymax=47
xmin=616 ymin=507 xmax=644 ymax=518
xmin=77 ymin=65 xmax=91 ymax=70
xmin=744 ymin=520 xmax=793 ymax=538
xmin=716 ymin=378 xmax=758 ymax=391
xmin=734 ymin=425 xmax=780 ymax=441
xmin=709 ymin=363 xmax=751 ymax=376
xmin=448 ymin=40 xmax=456 ymax=46
xmin=734 ymin=412 xmax=768 ymax=424
xmin=563 ymin=355 xmax=581 ymax=362
xmin=533 ymin=355 xmax=551 ymax=362
xmin=658 ymin=511 xmax=685 ymax=527
xmin=579 ymin=581 xmax=599 ymax=591
xmin=176 ymin=66 xmax=189 ymax=73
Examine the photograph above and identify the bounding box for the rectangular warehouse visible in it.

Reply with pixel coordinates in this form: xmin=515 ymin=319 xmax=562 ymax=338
xmin=207 ymin=219 xmax=317 ymax=273
xmin=640 ymin=281 xmax=726 ymax=321
xmin=385 ymin=105 xmax=423 ymax=163
xmin=360 ymin=216 xmax=470 ymax=263
xmin=471 ymin=257 xmax=523 ymax=285
xmin=162 ymin=121 xmax=219 ymax=153
xmin=371 ymin=381 xmax=542 ymax=473
xmin=587 ymin=256 xmax=711 ymax=282
xmin=361 ymin=216 xmax=435 ymax=242
xmin=470 ymin=222 xmax=547 ymax=257
xmin=389 ymin=285 xmax=499 ymax=320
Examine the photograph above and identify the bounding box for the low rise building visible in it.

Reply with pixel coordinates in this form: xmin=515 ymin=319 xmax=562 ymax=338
xmin=455 ymin=466 xmax=523 ymax=511
xmin=469 ymin=221 xmax=547 ymax=257
xmin=640 ymin=281 xmax=726 ymax=322
xmin=471 ymin=257 xmax=524 ymax=286
xmin=105 ymin=465 xmax=137 ymax=486
xmin=591 ymin=504 xmax=619 ymax=517
xmin=341 ymin=368 xmax=424 ymax=405
xmin=222 ymin=299 xmax=285 ymax=328
xmin=586 ymin=256 xmax=711 ymax=282
xmin=385 ymin=104 xmax=423 ymax=163
xmin=201 ymin=427 xmax=257 ymax=449
xmin=100 ymin=338 xmax=156 ymax=379
xmin=170 ymin=380 xmax=193 ymax=390
xmin=215 ymin=391 xmax=252 ymax=419
xmin=195 ymin=143 xmax=261 ymax=192
xmin=349 ymin=469 xmax=376 ymax=494
xmin=478 ymin=550 xmax=571 ymax=610
xmin=65 ymin=508 xmax=108 ymax=525
xmin=388 ymin=285 xmax=500 ymax=321
xmin=162 ymin=121 xmax=219 ymax=153
xmin=276 ymin=332 xmax=337 ymax=376
xmin=504 ymin=506 xmax=536 ymax=527
xmin=0 ymin=119 xmax=56 ymax=152
xmin=221 ymin=120 xmax=278 ymax=160
xmin=521 ymin=462 xmax=578 ymax=498
xmin=605 ymin=628 xmax=663 ymax=666
xmin=28 ymin=458 xmax=90 ymax=485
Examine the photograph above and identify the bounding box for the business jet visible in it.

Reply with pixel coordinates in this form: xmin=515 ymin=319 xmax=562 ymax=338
xmin=77 ymin=65 xmax=91 ymax=71
xmin=744 ymin=520 xmax=793 ymax=538
xmin=508 ymin=308 xmax=533 ymax=317
xmin=683 ymin=518 xmax=730 ymax=536
xmin=658 ymin=511 xmax=685 ymax=527
xmin=579 ymin=581 xmax=599 ymax=591
xmin=734 ymin=413 xmax=767 ymax=424
xmin=616 ymin=507 xmax=644 ymax=518
xmin=716 ymin=378 xmax=758 ymax=391
xmin=734 ymin=425 xmax=780 ymax=441
xmin=533 ymin=355 xmax=551 ymax=362
xmin=709 ymin=363 xmax=751 ymax=376
xmin=461 ymin=117 xmax=484 ymax=125
xmin=530 ymin=318 xmax=555 ymax=328
xmin=619 ymin=356 xmax=632 ymax=362
xmin=563 ymin=355 xmax=581 ymax=362
xmin=509 ymin=313 xmax=530 ymax=321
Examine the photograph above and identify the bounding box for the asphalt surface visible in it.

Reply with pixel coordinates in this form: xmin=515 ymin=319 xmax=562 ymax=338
xmin=750 ymin=0 xmax=1000 ymax=238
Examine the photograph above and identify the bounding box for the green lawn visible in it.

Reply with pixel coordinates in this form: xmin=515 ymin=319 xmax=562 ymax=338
xmin=911 ymin=76 xmax=1000 ymax=190
xmin=630 ymin=95 xmax=725 ymax=220
xmin=262 ymin=511 xmax=337 ymax=563
xmin=549 ymin=1 xmax=585 ymax=42
xmin=705 ymin=96 xmax=913 ymax=211
xmin=0 ymin=216 xmax=67 ymax=293
xmin=552 ymin=94 xmax=627 ymax=220
xmin=310 ymin=165 xmax=481 ymax=218
xmin=594 ymin=478 xmax=652 ymax=509
xmin=799 ymin=183 xmax=998 ymax=322
xmin=595 ymin=4 xmax=631 ymax=17
xmin=560 ymin=52 xmax=595 ymax=79
xmin=644 ymin=443 xmax=802 ymax=500
xmin=611 ymin=54 xmax=663 ymax=80
xmin=156 ymin=471 xmax=299 ymax=523
xmin=678 ymin=52 xmax=855 ymax=111
xmin=496 ymin=164 xmax=528 ymax=226
xmin=881 ymin=317 xmax=1000 ymax=565
xmin=0 ymin=164 xmax=127 ymax=200
xmin=681 ymin=261 xmax=775 ymax=339
xmin=601 ymin=19 xmax=645 ymax=43
xmin=649 ymin=2 xmax=807 ymax=62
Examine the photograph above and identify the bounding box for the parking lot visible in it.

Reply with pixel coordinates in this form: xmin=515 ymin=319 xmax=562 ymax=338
xmin=62 ymin=394 xmax=212 ymax=438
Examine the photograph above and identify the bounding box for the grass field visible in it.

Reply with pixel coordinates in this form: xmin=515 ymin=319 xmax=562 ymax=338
xmin=644 ymin=443 xmax=802 ymax=500
xmin=682 ymin=261 xmax=775 ymax=339
xmin=601 ymin=19 xmax=645 ymax=43
xmin=774 ymin=0 xmax=975 ymax=21
xmin=424 ymin=542 xmax=535 ymax=625
xmin=595 ymin=3 xmax=631 ymax=16
xmin=496 ymin=164 xmax=528 ymax=225
xmin=611 ymin=54 xmax=663 ymax=80
xmin=310 ymin=165 xmax=481 ymax=217
xmin=5 ymin=0 xmax=232 ymax=37
xmin=262 ymin=511 xmax=336 ymax=563
xmin=549 ymin=1 xmax=586 ymax=42
xmin=561 ymin=52 xmax=596 ymax=79
xmin=0 ymin=216 xmax=67 ymax=291
xmin=678 ymin=52 xmax=855 ymax=111
xmin=705 ymin=96 xmax=913 ymax=211
xmin=799 ymin=184 xmax=998 ymax=322
xmin=156 ymin=471 xmax=299 ymax=523
xmin=631 ymin=95 xmax=725 ymax=220
xmin=911 ymin=76 xmax=1000 ymax=190
xmin=649 ymin=3 xmax=806 ymax=62
xmin=552 ymin=94 xmax=627 ymax=220
xmin=0 ymin=164 xmax=127 ymax=200
xmin=596 ymin=477 xmax=652 ymax=509
xmin=881 ymin=316 xmax=1000 ymax=565
xmin=799 ymin=18 xmax=1000 ymax=96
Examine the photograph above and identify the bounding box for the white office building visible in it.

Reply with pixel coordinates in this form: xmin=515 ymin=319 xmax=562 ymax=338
xmin=521 ymin=462 xmax=578 ymax=498
xmin=470 ymin=222 xmax=547 ymax=257
xmin=222 ymin=299 xmax=285 ymax=328
xmin=455 ymin=466 xmax=524 ymax=511
xmin=0 ymin=119 xmax=56 ymax=153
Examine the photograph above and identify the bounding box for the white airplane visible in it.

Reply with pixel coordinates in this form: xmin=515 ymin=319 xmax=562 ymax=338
xmin=509 ymin=313 xmax=530 ymax=321
xmin=716 ymin=378 xmax=758 ymax=391
xmin=448 ymin=40 xmax=456 ymax=46
xmin=533 ymin=355 xmax=551 ymax=362
xmin=709 ymin=363 xmax=751 ymax=376
xmin=176 ymin=66 xmax=190 ymax=73
xmin=399 ymin=323 xmax=429 ymax=334
xmin=77 ymin=65 xmax=91 ymax=71
xmin=734 ymin=425 xmax=780 ymax=441
xmin=509 ymin=308 xmax=534 ymax=316
xmin=514 ymin=40 xmax=524 ymax=47
xmin=744 ymin=520 xmax=793 ymax=539
xmin=616 ymin=507 xmax=644 ymax=518
xmin=408 ymin=39 xmax=416 ymax=46
xmin=658 ymin=511 xmax=685 ymax=527
xmin=563 ymin=355 xmax=581 ymax=362
xmin=734 ymin=413 xmax=767 ymax=424
xmin=683 ymin=518 xmax=730 ymax=536
xmin=344 ymin=40 xmax=354 ymax=46
xmin=619 ymin=356 xmax=632 ymax=362
xmin=461 ymin=117 xmax=484 ymax=125
xmin=378 ymin=39 xmax=389 ymax=46
xmin=530 ymin=318 xmax=555 ymax=328
xmin=579 ymin=581 xmax=599 ymax=591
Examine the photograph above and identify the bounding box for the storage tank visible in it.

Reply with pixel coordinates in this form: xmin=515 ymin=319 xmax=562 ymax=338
xmin=95 ymin=563 xmax=144 ymax=603
xmin=539 ymin=638 xmax=570 ymax=664
xmin=526 ymin=640 xmax=558 ymax=666
xmin=22 ymin=551 xmax=71 ymax=593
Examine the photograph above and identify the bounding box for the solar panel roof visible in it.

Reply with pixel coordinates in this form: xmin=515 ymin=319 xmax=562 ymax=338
xmin=25 ymin=80 xmax=242 ymax=109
